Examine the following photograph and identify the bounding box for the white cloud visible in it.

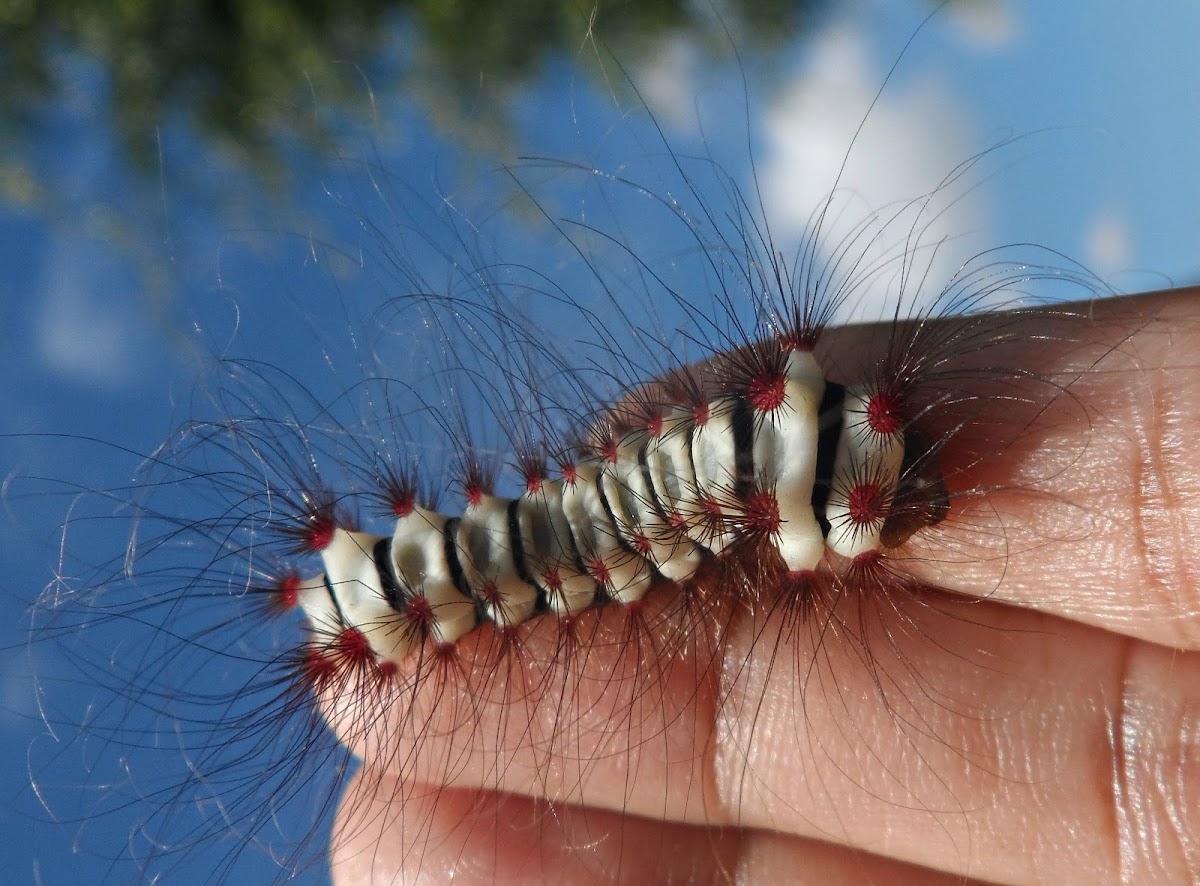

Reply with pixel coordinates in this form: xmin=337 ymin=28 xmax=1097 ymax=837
xmin=634 ymin=33 xmax=703 ymax=133
xmin=0 ymin=646 xmax=36 ymax=733
xmin=759 ymin=27 xmax=987 ymax=323
xmin=36 ymin=235 xmax=148 ymax=389
xmin=1082 ymin=206 xmax=1132 ymax=277
xmin=947 ymin=0 xmax=1019 ymax=50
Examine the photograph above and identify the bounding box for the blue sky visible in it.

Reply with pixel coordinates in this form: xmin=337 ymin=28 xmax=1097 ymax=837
xmin=2 ymin=0 xmax=1198 ymax=881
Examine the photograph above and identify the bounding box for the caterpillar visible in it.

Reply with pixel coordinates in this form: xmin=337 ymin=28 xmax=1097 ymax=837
xmin=16 ymin=3 xmax=1200 ymax=884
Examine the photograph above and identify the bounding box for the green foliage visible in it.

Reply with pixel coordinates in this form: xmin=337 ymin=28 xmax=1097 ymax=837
xmin=0 ymin=0 xmax=818 ymax=192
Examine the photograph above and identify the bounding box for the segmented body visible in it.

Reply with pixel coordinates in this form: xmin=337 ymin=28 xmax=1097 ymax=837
xmin=301 ymin=346 xmax=921 ymax=666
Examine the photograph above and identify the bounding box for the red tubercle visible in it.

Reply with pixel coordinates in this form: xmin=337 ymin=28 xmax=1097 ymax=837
xmin=391 ymin=492 xmax=415 ymax=518
xmin=303 ymin=513 xmax=337 ymax=552
xmin=561 ymin=462 xmax=578 ymax=485
xmin=696 ymin=494 xmax=728 ymax=542
xmin=577 ymin=421 xmax=622 ymax=466
xmin=477 ymin=579 xmax=503 ymax=608
xmin=598 ymin=435 xmax=620 ymax=464
xmin=301 ymin=646 xmax=338 ymax=689
xmin=852 ymin=549 xmax=884 ymax=571
xmin=839 ymin=547 xmax=907 ymax=600
xmin=376 ymin=660 xmax=398 ymax=683
xmin=274 ymin=573 xmax=302 ymax=611
xmin=333 ymin=627 xmax=375 ymax=671
xmin=378 ymin=464 xmax=428 ymax=518
xmin=785 ymin=567 xmax=822 ymax=612
xmin=404 ymin=594 xmax=434 ymax=632
xmin=543 ymin=567 xmax=563 ymax=592
xmin=692 ymin=401 xmax=710 ymax=427
xmin=515 ymin=449 xmax=549 ymax=495
xmin=699 ymin=494 xmax=723 ymax=520
xmin=740 ymin=490 xmax=782 ymax=538
xmin=667 ymin=510 xmax=686 ymax=531
xmin=719 ymin=339 xmax=788 ymax=411
xmin=632 ymin=533 xmax=653 ymax=556
xmin=646 ymin=411 xmax=664 ymax=439
xmin=456 ymin=454 xmax=495 ymax=509
xmin=588 ymin=557 xmax=612 ymax=588
xmin=746 ymin=370 xmax=787 ymax=413
xmin=787 ymin=567 xmax=820 ymax=583
xmin=281 ymin=488 xmax=352 ymax=554
xmin=847 ymin=483 xmax=886 ymax=527
xmin=866 ymin=390 xmax=903 ymax=437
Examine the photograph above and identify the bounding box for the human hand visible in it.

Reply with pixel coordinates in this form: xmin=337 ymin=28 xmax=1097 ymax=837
xmin=325 ymin=288 xmax=1200 ymax=884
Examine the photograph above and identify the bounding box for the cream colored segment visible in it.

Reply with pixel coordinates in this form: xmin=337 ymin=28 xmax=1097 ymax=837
xmin=517 ymin=479 xmax=597 ymax=616
xmin=645 ymin=409 xmax=709 ymax=576
xmin=456 ymin=494 xmax=538 ymax=627
xmin=318 ymin=529 xmax=416 ymax=664
xmin=645 ymin=408 xmax=698 ymax=527
xmin=825 ymin=390 xmax=905 ymax=558
xmin=690 ymin=399 xmax=741 ymax=554
xmin=603 ymin=429 xmax=701 ymax=583
xmin=754 ymin=350 xmax=827 ymax=572
xmin=560 ymin=459 xmax=653 ymax=605
xmin=390 ymin=506 xmax=476 ymax=645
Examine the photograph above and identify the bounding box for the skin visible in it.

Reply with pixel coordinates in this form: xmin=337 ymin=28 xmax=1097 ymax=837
xmin=325 ymin=287 xmax=1200 ymax=884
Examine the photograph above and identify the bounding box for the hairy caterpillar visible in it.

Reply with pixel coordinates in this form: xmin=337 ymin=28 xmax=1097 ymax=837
xmin=13 ymin=2 xmax=1200 ymax=884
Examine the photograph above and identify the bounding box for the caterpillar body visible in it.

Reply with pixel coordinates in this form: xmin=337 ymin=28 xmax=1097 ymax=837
xmin=306 ymin=348 xmax=921 ymax=660
xmin=18 ymin=3 xmax=1200 ymax=885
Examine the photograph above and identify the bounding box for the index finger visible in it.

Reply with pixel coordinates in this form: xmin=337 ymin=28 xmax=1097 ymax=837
xmin=857 ymin=287 xmax=1200 ymax=648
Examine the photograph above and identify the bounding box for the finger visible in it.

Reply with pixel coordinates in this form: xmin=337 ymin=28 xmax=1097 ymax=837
xmin=324 ymin=585 xmax=1200 ymax=883
xmin=331 ymin=779 xmax=984 ymax=885
xmin=821 ymin=287 xmax=1200 ymax=648
xmin=717 ymin=586 xmax=1200 ymax=883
